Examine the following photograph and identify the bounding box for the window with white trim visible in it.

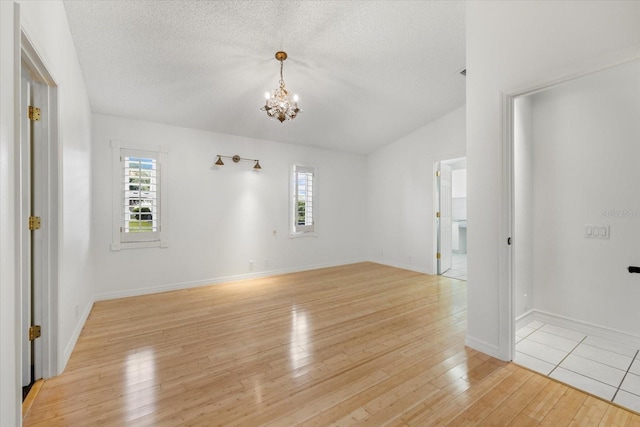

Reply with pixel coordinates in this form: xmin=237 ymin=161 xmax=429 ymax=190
xmin=291 ymin=165 xmax=315 ymax=235
xmin=111 ymin=142 xmax=167 ymax=250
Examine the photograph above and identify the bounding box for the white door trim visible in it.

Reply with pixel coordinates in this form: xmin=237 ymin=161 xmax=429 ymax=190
xmin=19 ymin=30 xmax=60 ymax=381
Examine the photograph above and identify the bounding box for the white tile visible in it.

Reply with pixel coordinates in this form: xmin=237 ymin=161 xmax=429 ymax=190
xmin=621 ymin=372 xmax=640 ymax=395
xmin=515 ymin=326 xmax=536 ymax=339
xmin=527 ymin=330 xmax=580 ymax=353
xmin=550 ymin=367 xmax=616 ymax=401
xmin=583 ymin=336 xmax=639 ymax=357
xmin=572 ymin=343 xmax=633 ymax=371
xmin=514 ymin=352 xmax=555 ymax=376
xmin=448 ymin=271 xmax=466 ymax=278
xmin=559 ymin=354 xmax=625 ymax=387
xmin=516 ymin=339 xmax=568 ymax=366
xmin=630 ymin=358 xmax=640 ymax=376
xmin=442 ymin=270 xmax=466 ymax=279
xmin=526 ymin=320 xmax=544 ymax=330
xmin=613 ymin=390 xmax=640 ymax=413
xmin=539 ymin=324 xmax=587 ymax=342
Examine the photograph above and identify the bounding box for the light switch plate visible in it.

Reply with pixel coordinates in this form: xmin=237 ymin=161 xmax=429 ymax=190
xmin=585 ymin=224 xmax=610 ymax=239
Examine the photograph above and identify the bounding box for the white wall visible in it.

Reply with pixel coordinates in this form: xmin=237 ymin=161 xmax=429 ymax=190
xmin=531 ymin=60 xmax=640 ymax=335
xmin=0 ymin=1 xmax=93 ymax=425
xmin=367 ymin=106 xmax=465 ymax=274
xmin=0 ymin=2 xmax=19 ymax=424
xmin=514 ymin=96 xmax=533 ymax=318
xmin=91 ymin=114 xmax=367 ymax=298
xmin=19 ymin=0 xmax=94 ymax=374
xmin=466 ymin=0 xmax=640 ymax=359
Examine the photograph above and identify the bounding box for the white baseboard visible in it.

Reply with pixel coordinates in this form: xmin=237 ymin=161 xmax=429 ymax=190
xmin=94 ymin=257 xmax=369 ymax=302
xmin=465 ymin=335 xmax=503 ymax=360
xmin=515 ymin=309 xmax=536 ymax=331
xmin=517 ymin=309 xmax=640 ymax=348
xmin=60 ymin=297 xmax=94 ymax=374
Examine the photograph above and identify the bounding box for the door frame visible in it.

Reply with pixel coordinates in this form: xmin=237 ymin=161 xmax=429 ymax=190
xmin=18 ymin=30 xmax=60 ymax=381
xmin=502 ymin=55 xmax=640 ymax=362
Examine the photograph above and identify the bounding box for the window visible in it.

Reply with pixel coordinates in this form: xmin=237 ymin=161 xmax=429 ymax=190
xmin=111 ymin=142 xmax=167 ymax=250
xmin=291 ymin=165 xmax=316 ymax=235
xmin=122 ymin=153 xmax=158 ymax=238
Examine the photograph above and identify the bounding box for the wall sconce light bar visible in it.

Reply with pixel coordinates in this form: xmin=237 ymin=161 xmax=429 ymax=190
xmin=215 ymin=155 xmax=261 ymax=169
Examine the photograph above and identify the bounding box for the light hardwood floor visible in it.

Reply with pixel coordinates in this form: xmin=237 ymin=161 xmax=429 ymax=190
xmin=23 ymin=263 xmax=640 ymax=426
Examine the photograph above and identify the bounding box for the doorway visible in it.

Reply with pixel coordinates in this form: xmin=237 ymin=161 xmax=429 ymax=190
xmin=19 ymin=34 xmax=60 ymax=400
xmin=436 ymin=157 xmax=467 ymax=280
xmin=509 ymin=59 xmax=640 ymax=412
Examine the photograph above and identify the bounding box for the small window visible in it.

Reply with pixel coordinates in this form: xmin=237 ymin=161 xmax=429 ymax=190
xmin=111 ymin=142 xmax=167 ymax=250
xmin=122 ymin=152 xmax=158 ymax=240
xmin=291 ymin=165 xmax=316 ymax=235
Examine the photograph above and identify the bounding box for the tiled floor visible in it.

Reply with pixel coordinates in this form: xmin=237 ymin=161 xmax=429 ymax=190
xmin=515 ymin=320 xmax=640 ymax=413
xmin=442 ymin=252 xmax=466 ymax=281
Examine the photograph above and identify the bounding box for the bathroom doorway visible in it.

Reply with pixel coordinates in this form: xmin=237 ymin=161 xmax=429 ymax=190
xmin=436 ymin=157 xmax=467 ymax=280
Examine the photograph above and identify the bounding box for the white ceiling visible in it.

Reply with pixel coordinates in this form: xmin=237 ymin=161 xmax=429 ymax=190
xmin=63 ymin=0 xmax=465 ymax=154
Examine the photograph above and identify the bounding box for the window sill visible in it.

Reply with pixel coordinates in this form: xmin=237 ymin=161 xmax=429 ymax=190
xmin=110 ymin=239 xmax=168 ymax=251
xmin=288 ymin=232 xmax=318 ymax=239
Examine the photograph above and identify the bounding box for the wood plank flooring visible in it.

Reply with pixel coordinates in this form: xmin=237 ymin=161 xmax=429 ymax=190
xmin=23 ymin=263 xmax=640 ymax=426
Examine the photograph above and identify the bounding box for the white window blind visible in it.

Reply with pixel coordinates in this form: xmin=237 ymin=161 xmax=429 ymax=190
xmin=293 ymin=165 xmax=315 ymax=233
xmin=111 ymin=142 xmax=167 ymax=250
xmin=122 ymin=150 xmax=159 ymax=241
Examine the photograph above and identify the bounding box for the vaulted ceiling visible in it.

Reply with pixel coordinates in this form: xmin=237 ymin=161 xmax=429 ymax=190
xmin=63 ymin=0 xmax=465 ymax=154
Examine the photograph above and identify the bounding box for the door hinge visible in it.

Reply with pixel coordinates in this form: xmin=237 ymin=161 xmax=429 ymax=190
xmin=436 ymin=212 xmax=440 ymax=218
xmin=29 ymin=325 xmax=41 ymax=341
xmin=436 ymin=252 xmax=441 ymax=259
xmin=28 ymin=106 xmax=41 ymax=121
xmin=28 ymin=216 xmax=41 ymax=230
xmin=436 ymin=170 xmax=441 ymax=177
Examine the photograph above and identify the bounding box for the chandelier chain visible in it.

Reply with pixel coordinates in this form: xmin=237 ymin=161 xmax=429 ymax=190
xmin=279 ymin=60 xmax=285 ymax=87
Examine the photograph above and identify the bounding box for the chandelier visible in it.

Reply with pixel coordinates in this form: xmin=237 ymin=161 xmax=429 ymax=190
xmin=261 ymin=51 xmax=301 ymax=122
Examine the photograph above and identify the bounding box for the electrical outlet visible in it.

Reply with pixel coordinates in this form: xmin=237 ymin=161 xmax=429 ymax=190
xmin=249 ymin=260 xmax=254 ymax=271
xmin=264 ymin=258 xmax=269 ymax=268
xmin=75 ymin=304 xmax=79 ymax=319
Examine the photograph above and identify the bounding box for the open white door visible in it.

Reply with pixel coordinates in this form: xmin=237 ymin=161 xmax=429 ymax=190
xmin=20 ymin=60 xmax=46 ymax=392
xmin=20 ymin=65 xmax=32 ymax=388
xmin=437 ymin=162 xmax=453 ymax=274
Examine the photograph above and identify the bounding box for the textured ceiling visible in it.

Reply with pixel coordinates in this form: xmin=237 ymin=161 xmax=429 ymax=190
xmin=63 ymin=0 xmax=465 ymax=154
